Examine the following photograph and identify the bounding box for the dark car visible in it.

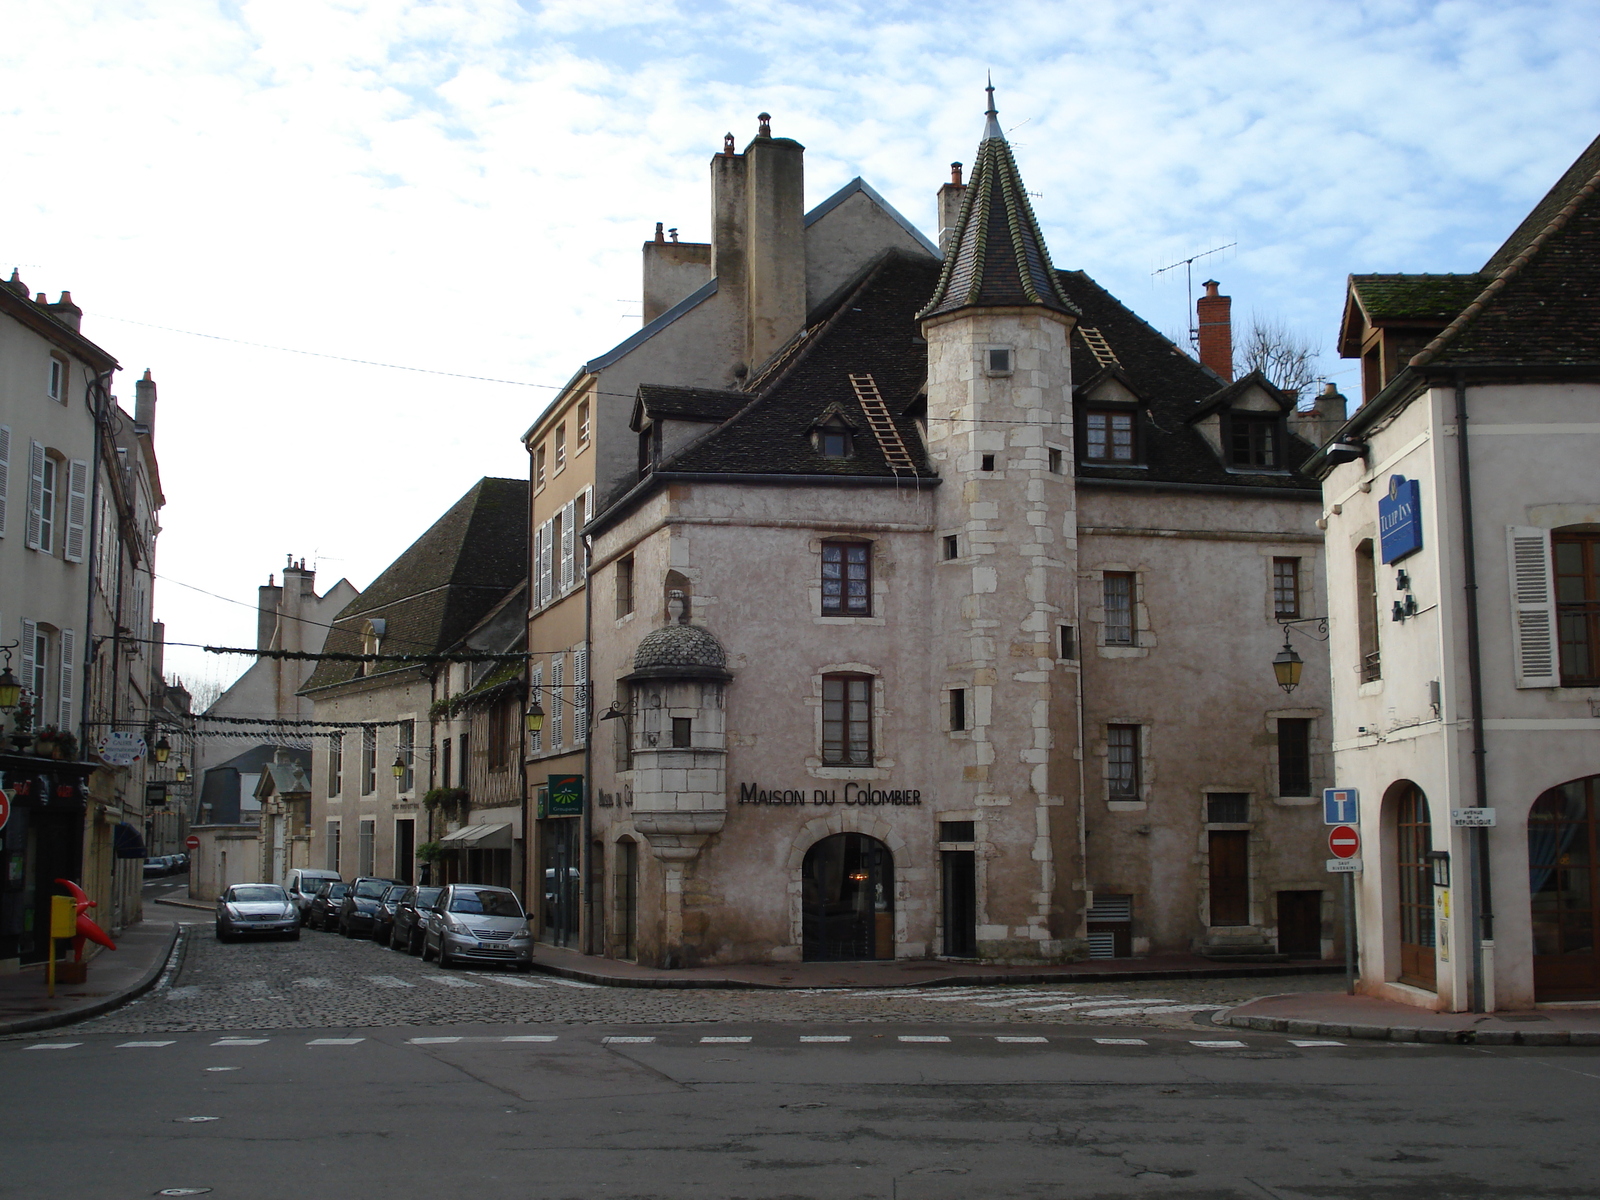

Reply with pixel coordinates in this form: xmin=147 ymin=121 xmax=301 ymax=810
xmin=338 ymin=876 xmax=404 ymax=937
xmin=306 ymin=880 xmax=351 ymax=930
xmin=215 ymin=883 xmax=299 ymax=941
xmin=370 ymin=884 xmax=411 ymax=944
xmin=388 ymin=885 xmax=443 ymax=954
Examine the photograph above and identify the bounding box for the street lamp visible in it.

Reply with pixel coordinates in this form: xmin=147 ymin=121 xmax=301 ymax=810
xmin=392 ymin=754 xmax=406 ymax=779
xmin=153 ymin=735 xmax=171 ymax=764
xmin=0 ymin=667 xmax=20 ymax=714
xmin=525 ymin=700 xmax=545 ymax=734
xmin=175 ymin=761 xmax=188 ymax=784
xmin=1272 ymin=638 xmax=1304 ymax=694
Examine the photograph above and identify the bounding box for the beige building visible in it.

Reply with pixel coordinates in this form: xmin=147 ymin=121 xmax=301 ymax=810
xmin=1311 ymin=129 xmax=1600 ymax=1010
xmin=567 ymin=98 xmax=1335 ymax=968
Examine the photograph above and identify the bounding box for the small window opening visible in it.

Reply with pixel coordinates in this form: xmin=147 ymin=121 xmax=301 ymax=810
xmin=1048 ymin=447 xmax=1063 ymax=474
xmin=949 ymin=688 xmax=966 ymax=732
xmin=940 ymin=821 xmax=975 ymax=843
xmin=980 ymin=453 xmax=995 ymax=472
xmin=671 ymin=717 xmax=692 ymax=748
xmin=986 ymin=347 xmax=1012 ymax=375
xmin=943 ymin=535 xmax=959 ymax=560
xmin=1207 ymin=793 xmax=1250 ymax=824
xmin=1058 ymin=624 xmax=1076 ymax=660
xmin=616 ymin=555 xmax=635 ymax=618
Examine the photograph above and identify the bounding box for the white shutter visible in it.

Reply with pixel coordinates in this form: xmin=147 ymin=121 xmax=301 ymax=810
xmin=550 ymin=655 xmax=564 ymax=747
xmin=64 ymin=459 xmax=88 ymax=563
xmin=26 ymin=441 xmax=45 ymax=550
xmin=1508 ymin=526 xmax=1560 ymax=688
xmin=532 ymin=524 xmax=544 ymax=607
xmin=539 ymin=519 xmax=555 ymax=603
xmin=574 ymin=643 xmax=588 ymax=742
xmin=579 ymin=487 xmax=593 ymax=582
xmin=560 ymin=500 xmax=576 ymax=591
xmin=58 ymin=628 xmax=75 ymax=733
xmin=20 ymin=618 xmax=36 ymax=702
xmin=0 ymin=424 xmax=11 ymax=536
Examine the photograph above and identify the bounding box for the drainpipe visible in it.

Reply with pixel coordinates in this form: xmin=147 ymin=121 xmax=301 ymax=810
xmin=581 ymin=533 xmax=595 ymax=956
xmin=1454 ymin=375 xmax=1492 ymax=1012
xmin=80 ymin=369 xmax=110 ymax=747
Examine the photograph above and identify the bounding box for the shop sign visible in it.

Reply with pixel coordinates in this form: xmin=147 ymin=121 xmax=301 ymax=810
xmin=737 ymin=781 xmax=924 ymax=807
xmin=145 ymin=782 xmax=168 ymax=807
xmin=596 ymin=787 xmax=633 ymax=808
xmin=1378 ymin=474 xmax=1423 ymax=563
xmin=97 ymin=731 xmax=146 ymax=766
xmin=545 ymin=774 xmax=583 ymax=818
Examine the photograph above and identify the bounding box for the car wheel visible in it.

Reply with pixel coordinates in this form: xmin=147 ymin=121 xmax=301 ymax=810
xmin=437 ymin=939 xmax=452 ymax=969
xmin=215 ymin=924 xmax=230 ymax=943
xmin=287 ymin=929 xmax=301 ymax=941
xmin=516 ymin=960 xmax=533 ymax=973
xmin=408 ymin=930 xmax=423 ymax=956
xmin=421 ymin=934 xmax=436 ymax=963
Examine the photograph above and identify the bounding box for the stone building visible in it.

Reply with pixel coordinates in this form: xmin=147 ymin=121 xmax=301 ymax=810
xmin=573 ymin=95 xmax=1335 ymax=968
xmin=1311 ymin=128 xmax=1600 ymax=1009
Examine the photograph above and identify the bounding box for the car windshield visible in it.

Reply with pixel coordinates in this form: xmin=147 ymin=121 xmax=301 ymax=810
xmin=322 ymin=883 xmax=349 ymax=899
xmin=447 ymin=889 xmax=524 ymax=918
xmin=230 ymin=886 xmax=288 ymax=903
xmin=296 ymin=877 xmax=335 ymax=893
xmin=383 ymin=885 xmax=408 ymax=901
xmin=354 ymin=880 xmax=392 ymax=899
xmin=411 ymin=888 xmax=442 ymax=908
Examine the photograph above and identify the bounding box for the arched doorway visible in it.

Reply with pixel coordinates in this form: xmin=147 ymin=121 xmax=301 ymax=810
xmin=1395 ymin=784 xmax=1437 ymax=989
xmin=802 ymin=833 xmax=893 ymax=961
xmin=1529 ymin=774 xmax=1600 ymax=1000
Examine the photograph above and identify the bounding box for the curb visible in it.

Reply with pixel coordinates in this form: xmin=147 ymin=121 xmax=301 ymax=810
xmin=1221 ymin=1011 xmax=1600 ymax=1047
xmin=0 ymin=924 xmax=182 ymax=1037
xmin=152 ymin=897 xmax=213 ymax=913
xmin=528 ymin=959 xmax=1345 ymax=992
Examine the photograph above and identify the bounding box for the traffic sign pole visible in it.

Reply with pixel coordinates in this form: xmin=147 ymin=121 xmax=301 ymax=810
xmin=1344 ymin=871 xmax=1356 ymax=995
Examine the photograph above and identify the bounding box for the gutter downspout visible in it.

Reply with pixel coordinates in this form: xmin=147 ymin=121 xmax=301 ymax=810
xmin=1454 ymin=375 xmax=1492 ymax=1012
xmin=581 ymin=533 xmax=595 ymax=956
xmin=80 ymin=369 xmax=110 ymax=743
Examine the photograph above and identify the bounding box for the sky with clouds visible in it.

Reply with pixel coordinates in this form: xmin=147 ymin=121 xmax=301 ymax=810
xmin=4 ymin=0 xmax=1596 ymax=695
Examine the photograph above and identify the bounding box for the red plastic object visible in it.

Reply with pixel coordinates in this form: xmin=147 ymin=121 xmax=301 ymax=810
xmin=54 ymin=878 xmax=117 ymax=959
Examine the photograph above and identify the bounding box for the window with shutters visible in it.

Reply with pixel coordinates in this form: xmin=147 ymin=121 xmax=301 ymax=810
xmin=550 ymin=655 xmax=564 ymax=747
xmin=487 ymin=699 xmax=512 ymax=769
xmin=57 ymin=628 xmax=75 ymax=733
xmin=577 ymin=401 xmax=590 ymax=449
xmin=1507 ymin=526 xmax=1560 ymax=688
xmin=821 ymin=541 xmax=871 ymax=616
xmin=537 ymin=519 xmax=555 ymax=606
xmin=32 ymin=448 xmax=58 ymax=554
xmin=821 ymin=674 xmax=872 ymax=765
xmin=1554 ymin=530 xmax=1600 ymax=687
xmin=555 ymin=424 xmax=567 ymax=472
xmin=63 ymin=459 xmax=88 ymax=563
xmin=560 ymin=501 xmax=576 ymax=591
xmin=574 ymin=644 xmax=588 ymax=742
xmin=535 ymin=444 xmax=546 ymax=490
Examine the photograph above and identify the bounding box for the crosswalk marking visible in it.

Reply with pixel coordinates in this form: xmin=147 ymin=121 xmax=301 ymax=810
xmin=1017 ymin=997 xmax=1143 ymax=1012
xmin=1080 ymin=1004 xmax=1222 ymax=1017
xmin=994 ymin=1036 xmax=1048 ymax=1043
xmin=898 ymin=1035 xmax=950 ymax=1043
xmin=25 ymin=1043 xmax=81 ymax=1050
xmin=700 ymin=1036 xmax=752 ymax=1043
xmin=1190 ymin=1040 xmax=1247 ymax=1049
xmin=1094 ymin=1038 xmax=1148 ymax=1046
xmin=484 ymin=977 xmax=548 ymax=989
xmin=602 ymin=1036 xmax=655 ymax=1044
xmin=545 ymin=976 xmax=601 ymax=989
xmin=409 ymin=1037 xmax=462 ymax=1044
xmin=117 ymin=1041 xmax=176 ymax=1048
xmin=364 ymin=976 xmax=415 ymax=988
xmin=421 ymin=976 xmax=482 ymax=989
xmin=306 ymin=1038 xmax=365 ymax=1045
xmin=800 ymin=1035 xmax=851 ymax=1042
xmin=211 ymin=1038 xmax=268 ymax=1046
xmin=502 ymin=1035 xmax=558 ymax=1042
xmin=1290 ymin=1040 xmax=1346 ymax=1047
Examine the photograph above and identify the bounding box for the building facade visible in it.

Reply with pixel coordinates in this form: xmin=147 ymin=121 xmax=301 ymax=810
xmin=1313 ymin=130 xmax=1600 ymax=1009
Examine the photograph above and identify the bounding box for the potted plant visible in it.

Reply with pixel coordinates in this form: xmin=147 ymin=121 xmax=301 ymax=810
xmin=55 ymin=730 xmax=78 ymax=761
xmin=10 ymin=697 xmax=33 ymax=750
xmin=35 ymin=725 xmax=59 ymax=758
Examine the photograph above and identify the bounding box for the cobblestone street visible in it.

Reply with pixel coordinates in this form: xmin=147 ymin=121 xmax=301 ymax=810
xmin=73 ymin=918 xmax=1345 ymax=1035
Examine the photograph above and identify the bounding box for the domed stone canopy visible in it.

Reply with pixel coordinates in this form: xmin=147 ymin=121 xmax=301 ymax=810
xmin=632 ymin=622 xmax=728 ymax=673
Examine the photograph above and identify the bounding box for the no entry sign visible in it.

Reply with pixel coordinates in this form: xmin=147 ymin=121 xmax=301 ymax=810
xmin=1328 ymin=824 xmax=1361 ymax=859
xmin=185 ymin=834 xmax=200 ymax=851
xmin=0 ymin=787 xmax=9 ymax=833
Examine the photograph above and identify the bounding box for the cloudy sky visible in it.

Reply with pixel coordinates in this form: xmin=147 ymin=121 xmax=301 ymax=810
xmin=4 ymin=0 xmax=1597 ymax=694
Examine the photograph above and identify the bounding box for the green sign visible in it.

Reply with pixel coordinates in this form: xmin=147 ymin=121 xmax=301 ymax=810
xmin=546 ymin=774 xmax=583 ymax=818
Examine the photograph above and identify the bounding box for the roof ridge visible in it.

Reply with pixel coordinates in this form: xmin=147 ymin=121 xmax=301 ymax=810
xmin=1411 ymin=155 xmax=1600 ymax=368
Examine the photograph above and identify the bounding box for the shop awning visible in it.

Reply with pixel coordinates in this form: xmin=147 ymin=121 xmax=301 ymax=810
xmin=437 ymin=822 xmax=513 ymax=850
xmin=114 ymin=822 xmax=148 ymax=859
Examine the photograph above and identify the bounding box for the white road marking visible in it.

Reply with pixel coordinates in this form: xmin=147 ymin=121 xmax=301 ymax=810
xmin=972 ymin=992 xmax=1090 ymax=1007
xmin=1289 ymin=1040 xmax=1347 ymax=1047
xmin=995 ymin=1036 xmax=1048 ymax=1043
xmin=1080 ymin=1004 xmax=1223 ymax=1017
xmin=1190 ymin=1040 xmax=1248 ymax=1049
xmin=485 ymin=977 xmax=548 ymax=988
xmin=898 ymin=1035 xmax=951 ymax=1043
xmin=1016 ymin=998 xmax=1150 ymax=1012
xmin=25 ymin=1043 xmax=81 ymax=1050
xmin=174 ymin=1116 xmax=219 ymax=1123
xmin=211 ymin=1038 xmax=268 ymax=1046
xmin=800 ymin=1035 xmax=851 ymax=1042
xmin=408 ymin=1037 xmax=463 ymax=1044
xmin=1094 ymin=1038 xmax=1148 ymax=1045
xmin=501 ymin=1035 xmax=558 ymax=1042
xmin=545 ymin=976 xmax=601 ymax=988
xmin=364 ymin=976 xmax=415 ymax=988
xmin=118 ymin=1041 xmax=176 ymax=1048
xmin=292 ymin=978 xmax=332 ymax=989
xmin=205 ymin=1067 xmax=239 ymax=1072
xmin=603 ymin=1036 xmax=655 ymax=1044
xmin=700 ymin=1036 xmax=752 ymax=1043
xmin=306 ymin=1038 xmax=365 ymax=1045
xmin=420 ymin=976 xmax=482 ymax=988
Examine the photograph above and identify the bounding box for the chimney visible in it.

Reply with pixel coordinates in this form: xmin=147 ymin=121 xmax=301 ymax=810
xmin=1196 ymin=279 xmax=1233 ymax=381
xmin=4 ymin=269 xmax=27 ymax=298
xmin=258 ymin=573 xmax=282 ymax=650
xmin=740 ymin=113 xmax=807 ymax=370
xmin=938 ymin=162 xmax=967 ymax=256
xmin=47 ymin=291 xmax=82 ymax=332
xmin=1290 ymin=381 xmax=1350 ymax=448
xmin=134 ymin=369 xmax=157 ymax=439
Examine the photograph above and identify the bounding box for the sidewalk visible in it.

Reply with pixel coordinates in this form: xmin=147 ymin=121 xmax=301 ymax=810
xmin=1222 ymin=989 xmax=1600 ymax=1046
xmin=0 ymin=919 xmax=179 ymax=1037
xmin=530 ymin=942 xmax=1342 ymax=990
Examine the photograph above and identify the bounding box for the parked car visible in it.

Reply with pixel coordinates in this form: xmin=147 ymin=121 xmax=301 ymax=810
xmin=370 ymin=884 xmax=411 ymax=944
xmin=422 ymin=884 xmax=534 ymax=970
xmin=286 ymin=869 xmax=342 ymax=923
xmin=170 ymin=853 xmax=189 ymax=874
xmin=215 ymin=883 xmax=300 ymax=942
xmin=143 ymin=856 xmax=171 ymax=879
xmin=388 ymin=885 xmax=443 ymax=954
xmin=306 ymin=880 xmax=351 ymax=930
xmin=338 ymin=876 xmax=405 ymax=937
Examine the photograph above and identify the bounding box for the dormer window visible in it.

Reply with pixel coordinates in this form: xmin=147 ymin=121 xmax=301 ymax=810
xmin=813 ymin=416 xmax=854 ymax=458
xmin=1228 ymin=413 xmax=1280 ymax=469
xmin=1084 ymin=409 xmax=1136 ymax=462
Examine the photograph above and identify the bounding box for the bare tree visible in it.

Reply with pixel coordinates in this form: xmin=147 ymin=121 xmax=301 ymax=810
xmin=1236 ymin=315 xmax=1322 ymax=401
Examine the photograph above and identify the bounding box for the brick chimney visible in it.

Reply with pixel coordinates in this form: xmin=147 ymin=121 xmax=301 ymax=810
xmin=47 ymin=291 xmax=82 ymax=332
xmin=258 ymin=573 xmax=282 ymax=650
xmin=134 ymin=369 xmax=157 ymax=439
xmin=937 ymin=162 xmax=967 ymax=256
xmin=1196 ymin=279 xmax=1233 ymax=381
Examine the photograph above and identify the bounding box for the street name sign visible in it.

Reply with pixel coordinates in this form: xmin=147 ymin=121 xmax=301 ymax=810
xmin=1326 ymin=858 xmax=1363 ymax=873
xmin=1323 ymin=787 xmax=1359 ymax=825
xmin=1328 ymin=825 xmax=1361 ymax=859
xmin=1452 ymin=808 xmax=1497 ymax=827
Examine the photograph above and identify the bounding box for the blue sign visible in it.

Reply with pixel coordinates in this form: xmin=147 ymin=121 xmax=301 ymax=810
xmin=1324 ymin=787 xmax=1360 ymax=825
xmin=1378 ymin=475 xmax=1423 ymax=563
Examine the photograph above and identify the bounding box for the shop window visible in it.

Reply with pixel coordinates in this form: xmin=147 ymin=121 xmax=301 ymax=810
xmin=821 ymin=541 xmax=871 ymax=616
xmin=1103 ymin=572 xmax=1135 ymax=645
xmin=822 ymin=674 xmax=872 ymax=765
xmin=1273 ymin=556 xmax=1301 ymax=618
xmin=1107 ymin=724 xmax=1140 ymax=800
xmin=1554 ymin=531 xmax=1600 ymax=686
xmin=1277 ymin=719 xmax=1312 ymax=796
xmin=1084 ymin=409 xmax=1135 ymax=462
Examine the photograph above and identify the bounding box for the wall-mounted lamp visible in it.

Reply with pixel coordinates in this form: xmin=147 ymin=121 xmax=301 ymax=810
xmin=1273 ymin=639 xmax=1303 ymax=694
xmin=525 ymin=701 xmax=546 ymax=734
xmin=392 ymin=754 xmax=406 ymax=779
xmin=1426 ymin=850 xmax=1451 ymax=888
xmin=0 ymin=640 xmax=20 ymax=713
xmin=153 ymin=736 xmax=171 ymax=764
xmin=175 ymin=760 xmax=189 ymax=784
xmin=598 ymin=703 xmax=626 ymax=722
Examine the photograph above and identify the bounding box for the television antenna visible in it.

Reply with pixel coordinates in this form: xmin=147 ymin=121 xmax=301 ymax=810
xmin=1154 ymin=243 xmax=1236 ymax=347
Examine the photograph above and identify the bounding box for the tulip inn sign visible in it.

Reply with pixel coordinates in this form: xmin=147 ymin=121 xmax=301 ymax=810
xmin=1379 ymin=474 xmax=1424 ymax=564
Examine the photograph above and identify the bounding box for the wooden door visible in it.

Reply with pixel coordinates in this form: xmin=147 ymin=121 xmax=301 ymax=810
xmin=1530 ymin=776 xmax=1600 ymax=1000
xmin=1208 ymin=831 xmax=1250 ymax=926
xmin=1396 ymin=786 xmax=1437 ymax=989
xmin=1277 ymin=890 xmax=1323 ymax=957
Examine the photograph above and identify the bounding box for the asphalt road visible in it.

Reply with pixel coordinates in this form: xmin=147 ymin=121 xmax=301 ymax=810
xmin=2 ymin=900 xmax=1596 ymax=1199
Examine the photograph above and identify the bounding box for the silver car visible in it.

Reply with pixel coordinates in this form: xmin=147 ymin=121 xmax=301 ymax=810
xmin=286 ymin=868 xmax=341 ymax=923
xmin=422 ymin=884 xmax=534 ymax=970
xmin=216 ymin=883 xmax=300 ymax=942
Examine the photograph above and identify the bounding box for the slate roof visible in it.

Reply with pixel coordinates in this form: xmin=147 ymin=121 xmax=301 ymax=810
xmin=918 ymin=95 xmax=1077 ymax=321
xmin=301 ymin=477 xmax=529 ymax=694
xmin=635 ymin=385 xmax=749 ymax=424
xmin=1483 ymin=130 xmax=1600 ymax=275
xmin=1349 ymin=274 xmax=1490 ymax=322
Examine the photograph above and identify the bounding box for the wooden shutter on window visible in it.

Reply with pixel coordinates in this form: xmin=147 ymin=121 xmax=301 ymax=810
xmin=531 ymin=523 xmax=544 ymax=606
xmin=64 ymin=460 xmax=88 ymax=562
xmin=550 ymin=655 xmax=564 ymax=747
xmin=26 ymin=441 xmax=45 ymax=550
xmin=0 ymin=424 xmax=11 ymax=537
xmin=539 ymin=519 xmax=555 ymax=604
xmin=1507 ymin=525 xmax=1559 ymax=688
xmin=574 ymin=643 xmax=588 ymax=742
xmin=20 ymin=618 xmax=36 ymax=700
xmin=58 ymin=628 xmax=75 ymax=732
xmin=560 ymin=500 xmax=576 ymax=591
